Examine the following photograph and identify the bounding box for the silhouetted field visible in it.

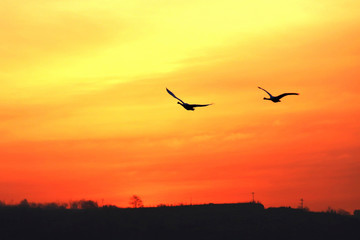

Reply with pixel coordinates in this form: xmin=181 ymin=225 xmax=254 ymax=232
xmin=0 ymin=203 xmax=359 ymax=240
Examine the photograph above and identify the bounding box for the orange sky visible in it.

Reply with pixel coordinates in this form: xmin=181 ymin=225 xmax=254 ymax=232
xmin=1 ymin=0 xmax=360 ymax=212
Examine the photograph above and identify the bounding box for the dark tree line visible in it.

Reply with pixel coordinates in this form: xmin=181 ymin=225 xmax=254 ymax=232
xmin=0 ymin=199 xmax=98 ymax=209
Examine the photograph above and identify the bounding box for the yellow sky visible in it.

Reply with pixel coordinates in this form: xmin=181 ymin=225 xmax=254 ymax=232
xmin=1 ymin=0 xmax=358 ymax=140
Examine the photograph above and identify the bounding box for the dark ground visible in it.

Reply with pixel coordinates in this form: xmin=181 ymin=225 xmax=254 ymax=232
xmin=0 ymin=203 xmax=359 ymax=240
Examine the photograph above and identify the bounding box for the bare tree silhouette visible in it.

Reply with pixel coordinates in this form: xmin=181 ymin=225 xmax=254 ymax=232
xmin=129 ymin=195 xmax=143 ymax=208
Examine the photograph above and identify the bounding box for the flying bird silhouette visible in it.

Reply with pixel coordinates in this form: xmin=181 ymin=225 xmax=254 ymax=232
xmin=166 ymin=88 xmax=212 ymax=111
xmin=258 ymin=86 xmax=299 ymax=103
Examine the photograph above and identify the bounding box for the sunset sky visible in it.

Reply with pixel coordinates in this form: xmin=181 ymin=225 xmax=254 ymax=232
xmin=1 ymin=0 xmax=359 ymax=212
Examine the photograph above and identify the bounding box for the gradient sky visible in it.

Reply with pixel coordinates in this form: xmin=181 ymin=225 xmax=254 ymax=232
xmin=1 ymin=0 xmax=359 ymax=212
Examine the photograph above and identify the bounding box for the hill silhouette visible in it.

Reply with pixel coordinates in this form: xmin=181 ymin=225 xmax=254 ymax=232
xmin=0 ymin=202 xmax=359 ymax=240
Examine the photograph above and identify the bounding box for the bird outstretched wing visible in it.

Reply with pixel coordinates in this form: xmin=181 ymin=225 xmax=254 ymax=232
xmin=166 ymin=88 xmax=185 ymax=104
xmin=277 ymin=93 xmax=299 ymax=99
xmin=258 ymin=86 xmax=273 ymax=97
xmin=190 ymin=103 xmax=212 ymax=108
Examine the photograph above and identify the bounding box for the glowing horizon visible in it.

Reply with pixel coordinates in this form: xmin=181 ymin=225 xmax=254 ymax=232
xmin=1 ymin=0 xmax=360 ymax=212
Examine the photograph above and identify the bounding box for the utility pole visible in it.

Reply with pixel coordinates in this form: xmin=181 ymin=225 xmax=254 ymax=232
xmin=300 ymin=198 xmax=304 ymax=209
xmin=252 ymin=192 xmax=255 ymax=203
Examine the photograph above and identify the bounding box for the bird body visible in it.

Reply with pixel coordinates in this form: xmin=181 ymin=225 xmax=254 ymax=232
xmin=258 ymin=87 xmax=299 ymax=103
xmin=166 ymin=88 xmax=212 ymax=111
